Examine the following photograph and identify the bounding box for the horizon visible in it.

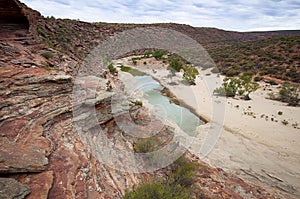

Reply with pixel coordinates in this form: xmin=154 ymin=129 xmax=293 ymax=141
xmin=20 ymin=0 xmax=300 ymax=32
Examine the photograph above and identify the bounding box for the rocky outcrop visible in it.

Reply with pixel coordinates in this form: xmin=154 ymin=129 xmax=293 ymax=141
xmin=186 ymin=154 xmax=275 ymax=199
xmin=0 ymin=0 xmax=29 ymax=28
xmin=0 ymin=0 xmax=41 ymax=42
xmin=0 ymin=65 xmax=142 ymax=198
xmin=17 ymin=171 xmax=54 ymax=199
xmin=0 ymin=63 xmax=277 ymax=198
xmin=0 ymin=1 xmax=294 ymax=198
xmin=0 ymin=178 xmax=31 ymax=199
xmin=0 ymin=138 xmax=48 ymax=173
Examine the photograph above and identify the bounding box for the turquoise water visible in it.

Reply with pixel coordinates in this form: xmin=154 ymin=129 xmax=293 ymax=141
xmin=134 ymin=75 xmax=203 ymax=136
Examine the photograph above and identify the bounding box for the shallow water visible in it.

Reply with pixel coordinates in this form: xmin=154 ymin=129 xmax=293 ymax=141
xmin=134 ymin=75 xmax=204 ymax=136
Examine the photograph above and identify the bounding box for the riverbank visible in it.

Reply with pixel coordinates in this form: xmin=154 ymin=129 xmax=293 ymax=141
xmin=113 ymin=57 xmax=300 ymax=198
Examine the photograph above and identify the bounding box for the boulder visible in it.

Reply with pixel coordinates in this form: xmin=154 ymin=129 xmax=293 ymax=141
xmin=0 ymin=177 xmax=31 ymax=199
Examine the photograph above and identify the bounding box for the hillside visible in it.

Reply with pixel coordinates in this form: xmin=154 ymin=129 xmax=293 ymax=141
xmin=209 ymin=35 xmax=300 ymax=83
xmin=0 ymin=0 xmax=299 ymax=198
xmin=18 ymin=11 xmax=300 ymax=82
xmin=35 ymin=19 xmax=300 ymax=60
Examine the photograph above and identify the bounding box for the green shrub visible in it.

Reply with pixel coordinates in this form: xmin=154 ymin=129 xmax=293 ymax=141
xmin=37 ymin=28 xmax=46 ymax=38
xmin=168 ymin=58 xmax=185 ymax=72
xmin=211 ymin=67 xmax=219 ymax=73
xmin=134 ymin=137 xmax=158 ymax=153
xmin=278 ymin=82 xmax=299 ymax=106
xmin=40 ymin=51 xmax=54 ymax=59
xmin=225 ymin=69 xmax=240 ymax=77
xmin=123 ymin=181 xmax=189 ymax=199
xmin=254 ymin=76 xmax=264 ymax=82
xmin=183 ymin=67 xmax=199 ymax=85
xmin=267 ymin=79 xmax=278 ymax=85
xmin=135 ymin=100 xmax=143 ymax=106
xmin=167 ymin=156 xmax=197 ymax=188
xmin=143 ymin=61 xmax=147 ymax=65
xmin=214 ymin=77 xmax=241 ymax=97
xmin=108 ymin=63 xmax=117 ymax=73
xmin=123 ymin=155 xmax=197 ymax=199
xmin=153 ymin=50 xmax=167 ymax=60
xmin=243 ymin=70 xmax=255 ymax=77
xmin=132 ymin=58 xmax=137 ymax=65
xmin=278 ymin=111 xmax=283 ymax=115
xmin=144 ymin=51 xmax=151 ymax=58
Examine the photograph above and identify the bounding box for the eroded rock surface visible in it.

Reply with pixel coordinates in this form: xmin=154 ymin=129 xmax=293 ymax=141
xmin=17 ymin=171 xmax=54 ymax=199
xmin=0 ymin=177 xmax=31 ymax=199
xmin=0 ymin=65 xmax=141 ymax=198
xmin=0 ymin=0 xmax=289 ymax=198
xmin=0 ymin=138 xmax=48 ymax=173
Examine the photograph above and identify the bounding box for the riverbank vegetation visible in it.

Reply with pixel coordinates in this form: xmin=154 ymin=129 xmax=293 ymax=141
xmin=214 ymin=75 xmax=259 ymax=100
xmin=268 ymin=82 xmax=300 ymax=106
xmin=141 ymin=50 xmax=200 ymax=85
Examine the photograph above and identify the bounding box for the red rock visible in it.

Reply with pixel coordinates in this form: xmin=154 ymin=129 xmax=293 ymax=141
xmin=0 ymin=138 xmax=48 ymax=173
xmin=0 ymin=177 xmax=31 ymax=199
xmin=0 ymin=119 xmax=28 ymax=141
xmin=18 ymin=171 xmax=54 ymax=199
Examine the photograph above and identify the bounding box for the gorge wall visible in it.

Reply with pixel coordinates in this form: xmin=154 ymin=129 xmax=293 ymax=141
xmin=0 ymin=0 xmax=298 ymax=198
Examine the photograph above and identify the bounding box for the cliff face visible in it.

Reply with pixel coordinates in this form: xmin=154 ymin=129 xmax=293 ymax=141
xmin=0 ymin=0 xmax=296 ymax=198
xmin=0 ymin=0 xmax=41 ymax=41
xmin=0 ymin=0 xmax=29 ymax=28
xmin=0 ymin=65 xmax=144 ymax=198
xmin=0 ymin=2 xmax=141 ymax=198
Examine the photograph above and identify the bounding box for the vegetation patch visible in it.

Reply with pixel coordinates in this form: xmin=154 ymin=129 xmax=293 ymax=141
xmin=268 ymin=82 xmax=299 ymax=106
xmin=153 ymin=49 xmax=168 ymax=60
xmin=278 ymin=82 xmax=299 ymax=106
xmin=134 ymin=137 xmax=159 ymax=153
xmin=214 ymin=75 xmax=259 ymax=100
xmin=120 ymin=65 xmax=146 ymax=76
xmin=123 ymin=155 xmax=198 ymax=199
xmin=183 ymin=66 xmax=199 ymax=85
xmin=108 ymin=63 xmax=117 ymax=74
xmin=40 ymin=51 xmax=54 ymax=59
xmin=209 ymin=36 xmax=300 ymax=83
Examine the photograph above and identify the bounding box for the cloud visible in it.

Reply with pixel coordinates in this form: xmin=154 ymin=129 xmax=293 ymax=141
xmin=20 ymin=0 xmax=300 ymax=31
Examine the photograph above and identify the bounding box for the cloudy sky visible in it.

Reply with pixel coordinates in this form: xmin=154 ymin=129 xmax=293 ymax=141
xmin=20 ymin=0 xmax=300 ymax=31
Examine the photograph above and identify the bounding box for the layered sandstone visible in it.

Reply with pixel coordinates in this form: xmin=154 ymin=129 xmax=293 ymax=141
xmin=0 ymin=0 xmax=294 ymax=198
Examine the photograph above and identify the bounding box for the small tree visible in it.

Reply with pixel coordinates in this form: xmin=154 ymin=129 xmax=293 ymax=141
xmin=278 ymin=82 xmax=299 ymax=106
xmin=168 ymin=58 xmax=185 ymax=72
xmin=214 ymin=75 xmax=259 ymax=100
xmin=239 ymin=75 xmax=259 ymax=100
xmin=214 ymin=77 xmax=241 ymax=97
xmin=183 ymin=67 xmax=199 ymax=85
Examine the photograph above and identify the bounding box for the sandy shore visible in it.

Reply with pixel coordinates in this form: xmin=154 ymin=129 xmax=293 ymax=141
xmin=113 ymin=57 xmax=300 ymax=198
